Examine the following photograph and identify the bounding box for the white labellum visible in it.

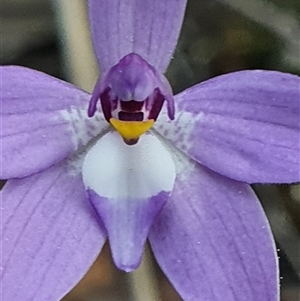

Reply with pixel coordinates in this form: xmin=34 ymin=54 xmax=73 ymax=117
xmin=82 ymin=131 xmax=176 ymax=199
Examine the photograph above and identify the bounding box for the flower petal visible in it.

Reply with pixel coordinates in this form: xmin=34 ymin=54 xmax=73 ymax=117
xmin=149 ymin=155 xmax=278 ymax=301
xmin=155 ymin=70 xmax=300 ymax=183
xmin=87 ymin=189 xmax=168 ymax=272
xmin=1 ymin=158 xmax=106 ymax=301
xmin=1 ymin=66 xmax=107 ymax=179
xmin=88 ymin=0 xmax=187 ymax=73
xmin=82 ymin=131 xmax=176 ymax=271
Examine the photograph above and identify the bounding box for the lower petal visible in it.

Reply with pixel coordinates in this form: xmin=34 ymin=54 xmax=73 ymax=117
xmin=88 ymin=189 xmax=168 ymax=272
xmin=82 ymin=131 xmax=176 ymax=271
xmin=149 ymin=156 xmax=278 ymax=301
xmin=1 ymin=158 xmax=106 ymax=301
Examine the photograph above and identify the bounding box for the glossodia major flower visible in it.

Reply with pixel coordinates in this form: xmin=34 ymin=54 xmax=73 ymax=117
xmin=1 ymin=1 xmax=300 ymax=301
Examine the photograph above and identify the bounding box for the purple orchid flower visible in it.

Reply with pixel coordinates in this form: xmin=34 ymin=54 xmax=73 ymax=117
xmin=1 ymin=0 xmax=300 ymax=300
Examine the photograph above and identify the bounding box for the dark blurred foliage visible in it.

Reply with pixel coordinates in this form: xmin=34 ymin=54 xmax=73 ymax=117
xmin=1 ymin=0 xmax=60 ymax=77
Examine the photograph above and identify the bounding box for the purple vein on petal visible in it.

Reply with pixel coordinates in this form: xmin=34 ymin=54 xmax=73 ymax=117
xmin=88 ymin=0 xmax=187 ymax=72
xmin=149 ymin=152 xmax=278 ymax=301
xmin=189 ymin=196 xmax=265 ymax=299
xmin=1 ymin=120 xmax=67 ymax=139
xmin=155 ymin=70 xmax=300 ymax=184
xmin=184 ymin=204 xmax=243 ymax=300
xmin=2 ymin=168 xmax=65 ymax=274
xmin=29 ymin=209 xmax=93 ymax=300
xmin=1 ymin=158 xmax=106 ymax=301
xmin=1 ymin=66 xmax=108 ymax=179
xmin=186 ymin=203 xmax=245 ymax=301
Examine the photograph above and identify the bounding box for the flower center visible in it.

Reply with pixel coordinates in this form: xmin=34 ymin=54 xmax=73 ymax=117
xmin=88 ymin=53 xmax=174 ymax=144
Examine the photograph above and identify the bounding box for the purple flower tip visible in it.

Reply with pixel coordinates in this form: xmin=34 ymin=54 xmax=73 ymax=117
xmin=118 ymin=264 xmax=137 ymax=273
xmin=86 ymin=188 xmax=170 ymax=272
xmin=88 ymin=53 xmax=175 ymax=122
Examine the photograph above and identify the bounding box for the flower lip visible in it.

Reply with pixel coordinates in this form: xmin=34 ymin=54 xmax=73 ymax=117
xmin=82 ymin=131 xmax=176 ymax=271
xmin=88 ymin=53 xmax=175 ymax=140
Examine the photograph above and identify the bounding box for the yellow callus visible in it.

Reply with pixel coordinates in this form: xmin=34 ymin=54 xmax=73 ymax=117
xmin=110 ymin=118 xmax=154 ymax=140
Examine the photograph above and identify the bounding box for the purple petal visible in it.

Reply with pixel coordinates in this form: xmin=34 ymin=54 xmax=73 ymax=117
xmin=88 ymin=189 xmax=168 ymax=272
xmin=1 ymin=159 xmax=106 ymax=301
xmin=149 ymin=158 xmax=278 ymax=301
xmin=81 ymin=131 xmax=176 ymax=271
xmin=1 ymin=66 xmax=107 ymax=179
xmin=88 ymin=0 xmax=187 ymax=73
xmin=155 ymin=70 xmax=300 ymax=183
